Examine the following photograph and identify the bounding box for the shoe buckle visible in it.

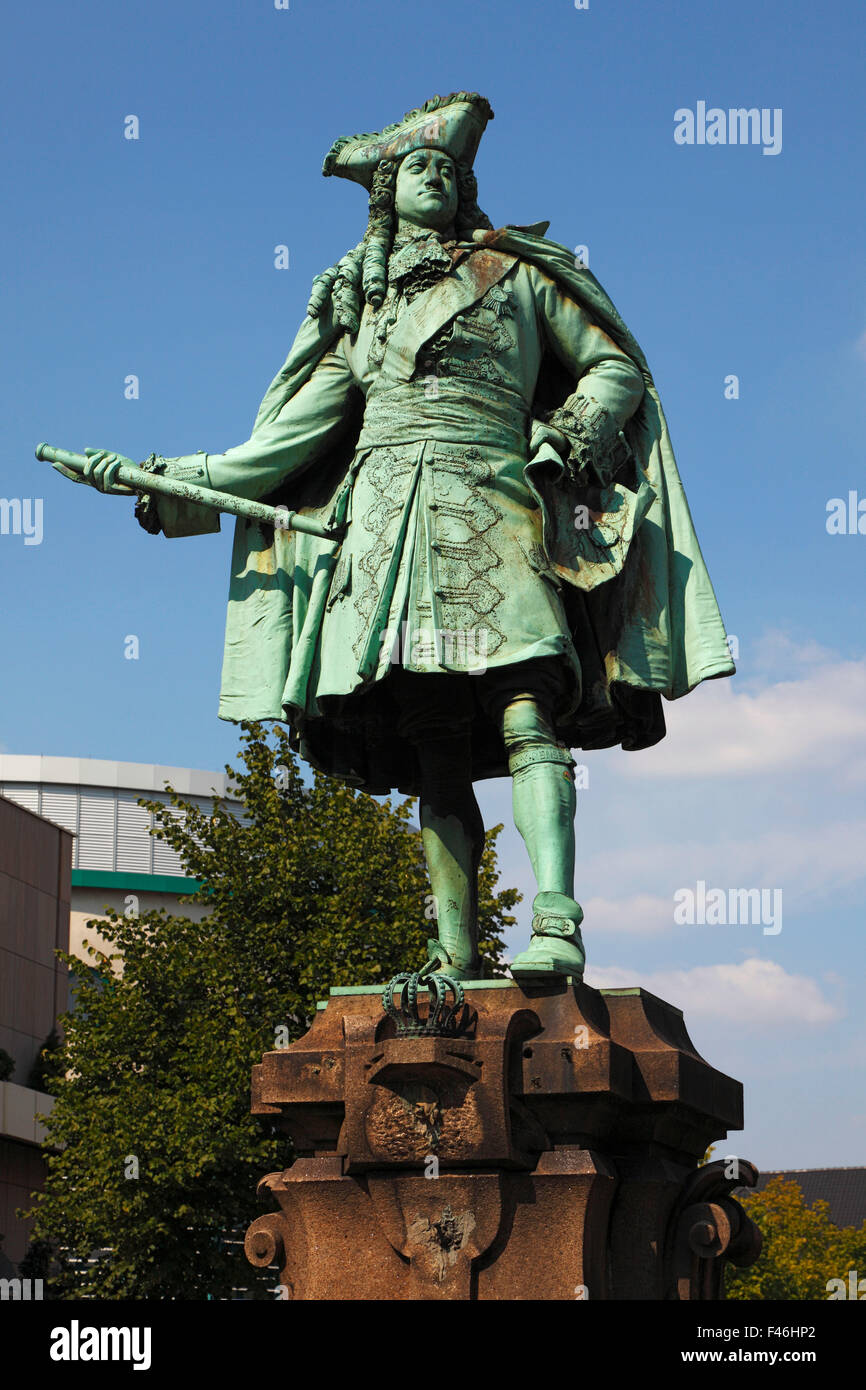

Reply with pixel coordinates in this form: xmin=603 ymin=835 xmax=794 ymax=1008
xmin=532 ymin=913 xmax=578 ymax=940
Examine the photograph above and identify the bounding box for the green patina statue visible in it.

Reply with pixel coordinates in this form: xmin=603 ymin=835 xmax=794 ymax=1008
xmin=61 ymin=92 xmax=734 ymax=983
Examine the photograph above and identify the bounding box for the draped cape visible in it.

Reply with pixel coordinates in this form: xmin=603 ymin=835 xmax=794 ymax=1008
xmin=176 ymin=227 xmax=735 ymax=788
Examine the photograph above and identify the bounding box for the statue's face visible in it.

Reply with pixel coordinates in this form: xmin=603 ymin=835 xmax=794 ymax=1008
xmin=394 ymin=149 xmax=458 ymax=232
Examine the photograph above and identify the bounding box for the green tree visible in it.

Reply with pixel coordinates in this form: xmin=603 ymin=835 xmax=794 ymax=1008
xmin=28 ymin=722 xmax=518 ymax=1299
xmin=27 ymin=1028 xmax=61 ymax=1093
xmin=725 ymin=1175 xmax=866 ymax=1300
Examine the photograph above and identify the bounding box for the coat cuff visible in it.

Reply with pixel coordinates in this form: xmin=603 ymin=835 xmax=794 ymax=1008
xmin=544 ymin=394 xmax=633 ymax=490
xmin=134 ymin=453 xmax=220 ymax=537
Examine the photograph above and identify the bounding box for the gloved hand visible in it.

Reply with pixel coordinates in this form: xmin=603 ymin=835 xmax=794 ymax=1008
xmin=80 ymin=448 xmax=137 ymax=495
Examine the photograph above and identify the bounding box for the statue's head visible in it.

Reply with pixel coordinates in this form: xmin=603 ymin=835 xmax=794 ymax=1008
xmin=318 ymin=93 xmax=494 ymax=316
xmin=393 ymin=148 xmax=458 ymax=234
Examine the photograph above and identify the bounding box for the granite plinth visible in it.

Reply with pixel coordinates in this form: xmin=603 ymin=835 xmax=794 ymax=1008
xmin=246 ymin=980 xmax=760 ymax=1300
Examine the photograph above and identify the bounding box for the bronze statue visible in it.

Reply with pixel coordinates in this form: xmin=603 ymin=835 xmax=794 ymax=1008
xmin=47 ymin=92 xmax=734 ymax=982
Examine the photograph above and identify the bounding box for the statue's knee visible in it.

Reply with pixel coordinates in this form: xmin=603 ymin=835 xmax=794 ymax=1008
xmin=501 ymin=696 xmax=575 ymax=779
xmin=501 ymin=695 xmax=556 ymax=750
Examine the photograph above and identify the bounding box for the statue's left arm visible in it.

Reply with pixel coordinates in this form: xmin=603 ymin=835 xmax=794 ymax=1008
xmin=526 ymin=264 xmax=645 ymax=488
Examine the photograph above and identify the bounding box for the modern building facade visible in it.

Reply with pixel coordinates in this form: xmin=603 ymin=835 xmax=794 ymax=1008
xmin=0 ymin=756 xmax=243 ymax=963
xmin=0 ymin=793 xmax=71 ymax=1274
xmin=0 ymin=756 xmax=243 ymax=1278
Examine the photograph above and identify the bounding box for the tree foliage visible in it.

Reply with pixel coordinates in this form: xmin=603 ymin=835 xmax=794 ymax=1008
xmin=27 ymin=1029 xmax=61 ymax=1093
xmin=725 ymin=1175 xmax=866 ymax=1300
xmin=28 ymin=722 xmax=518 ymax=1299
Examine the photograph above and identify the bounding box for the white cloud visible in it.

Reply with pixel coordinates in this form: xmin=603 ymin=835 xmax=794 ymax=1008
xmin=579 ymin=893 xmax=676 ymax=934
xmin=748 ymin=631 xmax=838 ymax=673
xmin=582 ymin=817 xmax=866 ymax=915
xmin=619 ymin=655 xmax=866 ymax=780
xmin=480 ymin=637 xmax=866 ymax=943
xmin=584 ymin=957 xmax=842 ymax=1028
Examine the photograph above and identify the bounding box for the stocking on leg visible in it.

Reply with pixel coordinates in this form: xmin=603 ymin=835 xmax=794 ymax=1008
xmin=499 ymin=694 xmax=585 ymax=980
xmin=416 ymin=734 xmax=485 ymax=977
xmin=503 ymin=695 xmax=576 ymax=893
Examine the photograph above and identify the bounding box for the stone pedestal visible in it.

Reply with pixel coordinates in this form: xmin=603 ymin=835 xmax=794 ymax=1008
xmin=245 ymin=980 xmax=760 ymax=1300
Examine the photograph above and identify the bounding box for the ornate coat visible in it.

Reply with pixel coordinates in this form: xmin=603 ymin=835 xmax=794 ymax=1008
xmin=144 ymin=227 xmax=734 ymax=793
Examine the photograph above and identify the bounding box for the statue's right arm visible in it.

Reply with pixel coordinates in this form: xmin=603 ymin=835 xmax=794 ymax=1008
xmin=142 ymin=339 xmax=360 ymax=536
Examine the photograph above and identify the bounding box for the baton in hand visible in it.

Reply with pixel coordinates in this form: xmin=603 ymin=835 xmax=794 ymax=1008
xmin=35 ymin=444 xmax=343 ymax=541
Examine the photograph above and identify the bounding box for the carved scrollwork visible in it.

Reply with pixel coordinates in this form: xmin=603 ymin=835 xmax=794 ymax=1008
xmin=667 ymin=1158 xmax=763 ymax=1300
xmin=244 ymin=1213 xmax=285 ymax=1270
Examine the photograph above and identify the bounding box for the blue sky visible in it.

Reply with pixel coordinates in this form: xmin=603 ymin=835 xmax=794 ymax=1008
xmin=2 ymin=0 xmax=864 ymax=1170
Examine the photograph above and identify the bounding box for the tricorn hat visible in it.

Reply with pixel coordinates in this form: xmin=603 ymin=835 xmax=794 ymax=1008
xmin=322 ymin=91 xmax=494 ymax=190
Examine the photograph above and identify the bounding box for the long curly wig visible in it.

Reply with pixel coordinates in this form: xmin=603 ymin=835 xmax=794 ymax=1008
xmin=306 ymin=156 xmax=494 ymax=333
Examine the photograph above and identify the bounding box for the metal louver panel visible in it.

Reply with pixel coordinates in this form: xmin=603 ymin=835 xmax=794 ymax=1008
xmin=116 ymin=794 xmax=153 ymax=873
xmin=41 ymin=788 xmax=81 ymax=868
xmin=77 ymin=788 xmax=116 ymax=869
xmin=0 ymin=784 xmax=41 ymax=815
xmin=41 ymin=788 xmax=80 ymax=835
xmin=152 ymin=803 xmax=187 ymax=875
